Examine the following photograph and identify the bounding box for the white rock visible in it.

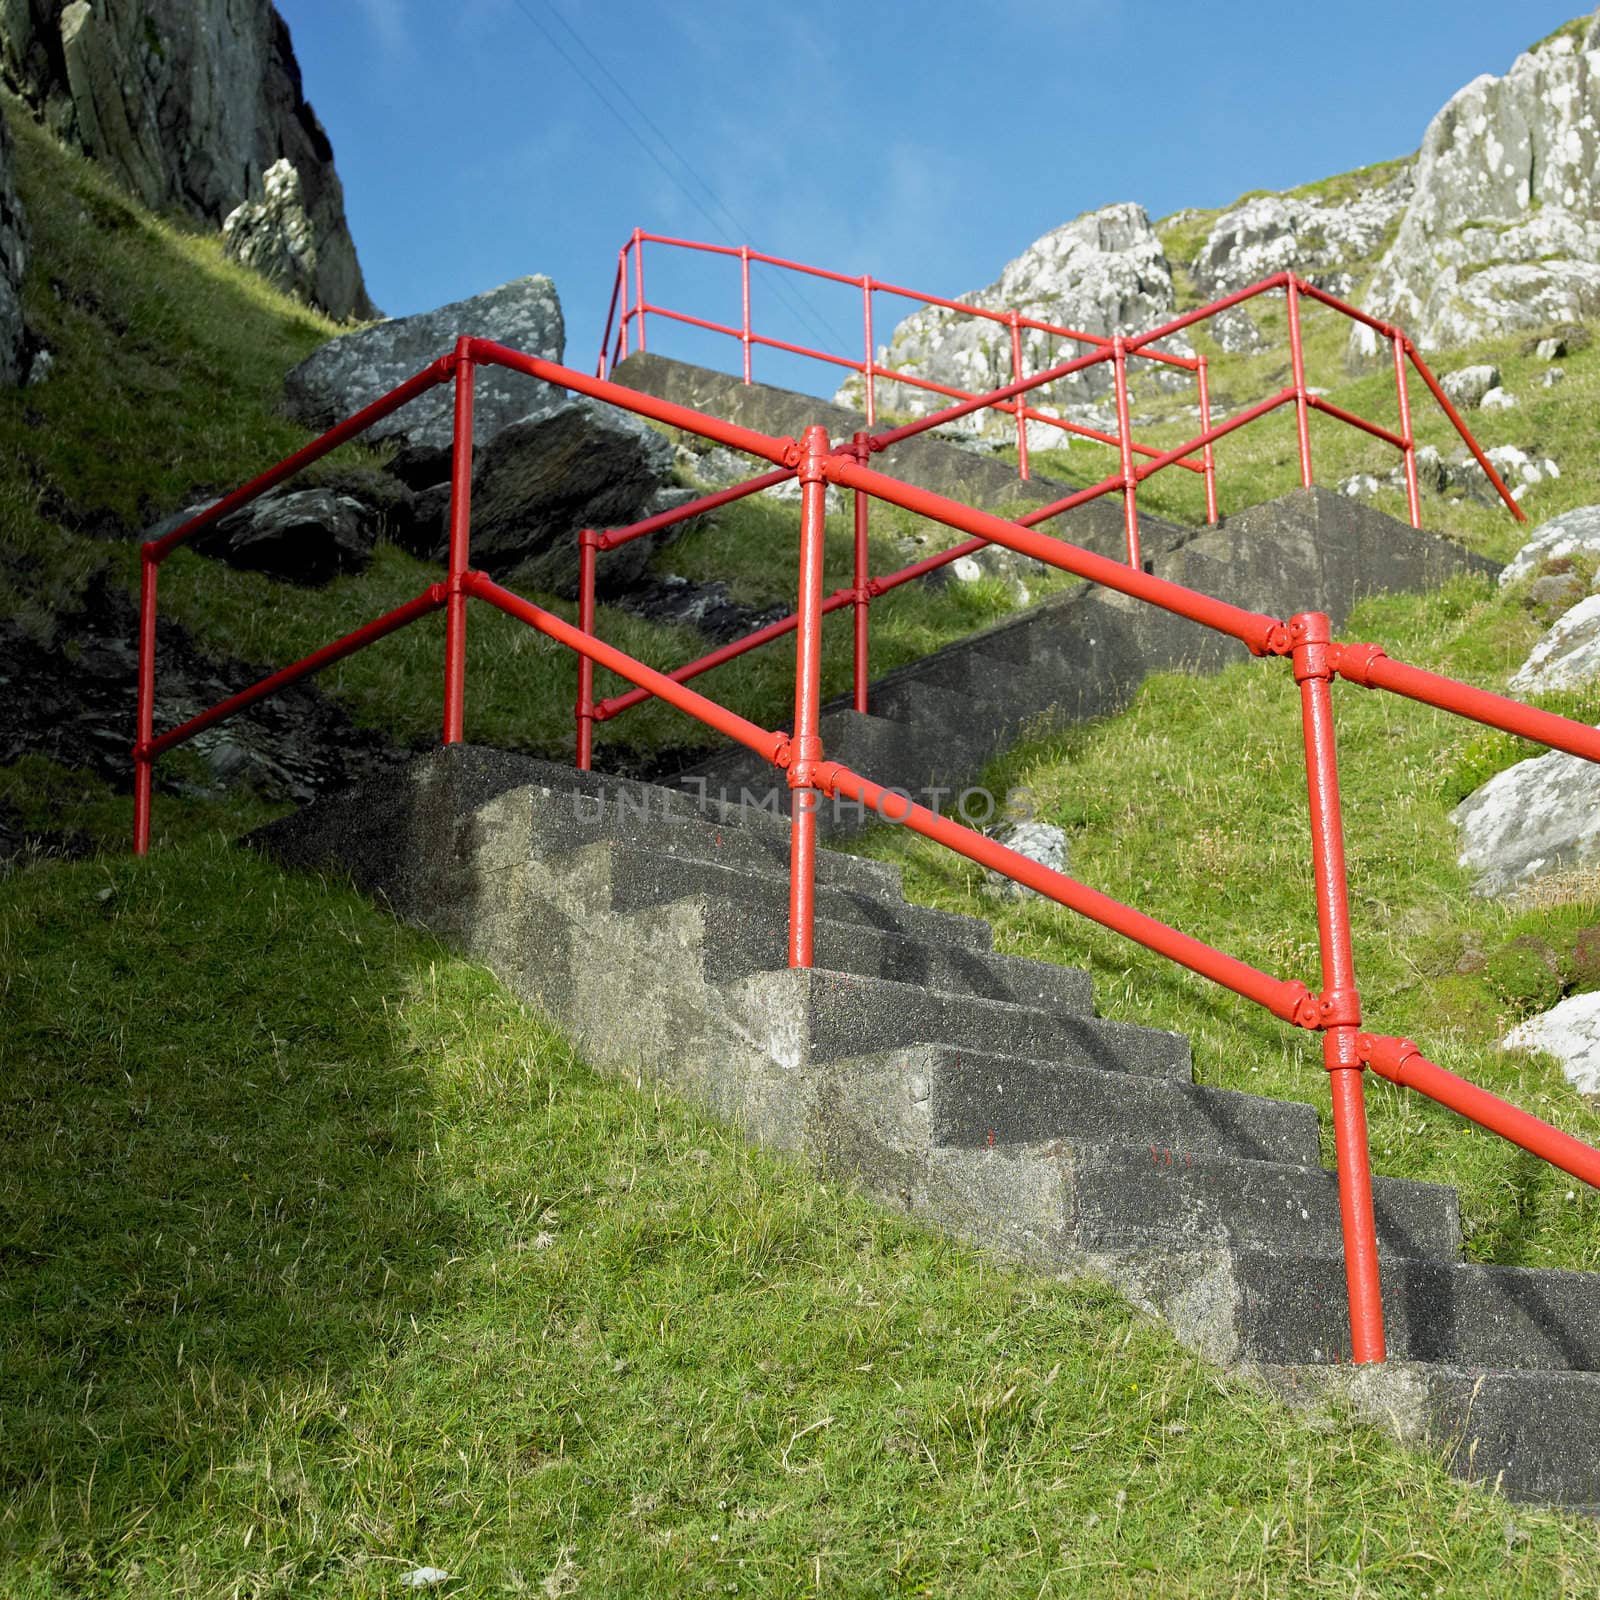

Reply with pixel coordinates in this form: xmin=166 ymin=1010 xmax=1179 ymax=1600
xmin=1510 ymin=594 xmax=1600 ymax=692
xmin=1536 ymin=336 xmax=1568 ymax=361
xmin=1544 ymin=365 xmax=1568 ymax=386
xmin=1439 ymin=363 xmax=1501 ymax=410
xmin=982 ymin=821 xmax=1068 ymax=900
xmin=1500 ymin=505 xmax=1600 ymax=587
xmin=1341 ymin=473 xmax=1381 ymax=499
xmin=1451 ymin=733 xmax=1600 ymax=896
xmin=1359 ymin=21 xmax=1600 ymax=350
xmin=1504 ymin=992 xmax=1600 ymax=1095
xmin=400 ymin=1569 xmax=452 ymax=1589
xmin=1479 ymin=385 xmax=1519 ymax=409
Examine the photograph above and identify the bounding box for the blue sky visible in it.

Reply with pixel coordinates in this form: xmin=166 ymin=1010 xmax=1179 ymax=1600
xmin=277 ymin=1 xmax=1586 ymax=394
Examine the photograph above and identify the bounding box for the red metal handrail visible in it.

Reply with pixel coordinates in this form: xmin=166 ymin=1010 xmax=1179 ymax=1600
xmin=134 ymin=333 xmax=1589 ymax=1374
xmin=597 ymin=232 xmax=1526 ymax=549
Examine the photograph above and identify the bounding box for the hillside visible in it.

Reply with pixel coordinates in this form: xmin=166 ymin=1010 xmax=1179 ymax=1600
xmin=10 ymin=14 xmax=1600 ymax=1593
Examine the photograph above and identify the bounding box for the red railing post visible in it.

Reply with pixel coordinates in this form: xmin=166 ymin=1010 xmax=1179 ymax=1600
xmin=861 ymin=275 xmax=876 ymax=429
xmin=852 ymin=430 xmax=871 ymax=714
xmin=1291 ymin=609 xmax=1385 ymax=1364
xmin=1392 ymin=333 xmax=1422 ymax=530
xmin=576 ymin=527 xmax=599 ymax=770
xmin=632 ymin=227 xmax=647 ymax=354
xmin=1197 ymin=354 xmax=1219 ymax=525
xmin=788 ymin=424 xmax=830 ymax=968
xmin=132 ymin=548 xmax=158 ymax=855
xmin=617 ymin=246 xmax=630 ymax=364
xmin=1286 ymin=276 xmax=1313 ymax=489
xmin=1009 ymin=312 xmax=1029 ymax=481
xmin=740 ymin=246 xmax=753 ymax=384
xmin=1112 ymin=335 xmax=1140 ymax=568
xmin=442 ymin=337 xmax=476 ymax=746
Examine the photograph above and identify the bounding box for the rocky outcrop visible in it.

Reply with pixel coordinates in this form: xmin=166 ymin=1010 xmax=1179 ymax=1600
xmin=1511 ymin=594 xmax=1600 ymax=693
xmin=0 ymin=93 xmax=28 ymax=385
xmin=1357 ymin=14 xmax=1600 ymax=351
xmin=1452 ymin=739 xmax=1600 ymax=897
xmin=1504 ymin=992 xmax=1600 ymax=1095
xmin=1192 ymin=170 xmax=1412 ymax=299
xmin=1500 ymin=505 xmax=1600 ymax=587
xmin=0 ymin=0 xmax=374 ymax=321
xmin=222 ymin=156 xmax=318 ymax=308
xmin=835 ymin=203 xmax=1186 ymax=439
xmin=284 ymin=276 xmax=565 ymax=452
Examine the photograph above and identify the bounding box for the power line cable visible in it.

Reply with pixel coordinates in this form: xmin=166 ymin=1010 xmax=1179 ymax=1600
xmin=505 ymin=0 xmax=855 ymax=359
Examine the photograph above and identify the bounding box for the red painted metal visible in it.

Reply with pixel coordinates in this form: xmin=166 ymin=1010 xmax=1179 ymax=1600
xmin=632 ymin=228 xmax=646 ymax=353
xmin=1112 ymin=335 xmax=1140 ymax=568
xmin=1362 ymin=1035 xmax=1600 ymax=1190
xmin=740 ymin=246 xmax=753 ymax=385
xmin=1010 ymin=313 xmax=1030 ymax=480
xmin=852 ymin=430 xmax=872 ymax=715
xmin=1392 ymin=334 xmax=1422 ymax=530
xmin=1307 ymin=394 xmax=1406 ymax=452
xmin=599 ymin=465 xmax=797 ymax=551
xmin=788 ymin=424 xmax=831 ymax=969
xmin=576 ymin=528 xmax=598 ymax=772
xmin=862 ymin=276 xmax=876 ymax=428
xmin=1291 ymin=611 xmax=1385 ymax=1363
xmin=1198 ymin=355 xmax=1218 ymax=526
xmin=443 ymin=338 xmax=476 ymax=746
xmin=1286 ymin=277 xmax=1314 ymax=490
xmin=598 ymin=256 xmax=623 ymax=378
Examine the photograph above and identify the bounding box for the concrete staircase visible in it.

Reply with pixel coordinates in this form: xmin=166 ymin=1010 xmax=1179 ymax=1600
xmin=255 ymin=744 xmax=1600 ymax=1513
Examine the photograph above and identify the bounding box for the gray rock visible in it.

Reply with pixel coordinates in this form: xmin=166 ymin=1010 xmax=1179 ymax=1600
xmin=0 ymin=1 xmax=373 ymax=320
xmin=1193 ymin=175 xmax=1412 ymax=298
xmin=1545 ymin=366 xmax=1569 ymax=387
xmin=1503 ymin=993 xmax=1600 ymax=1095
xmin=1439 ymin=364 xmax=1501 ymax=410
xmin=1536 ymin=337 xmax=1568 ymax=361
xmin=0 ymin=96 xmax=27 ymax=386
xmin=835 ymin=203 xmax=1189 ymax=440
xmin=1210 ymin=305 xmax=1267 ymax=354
xmin=1452 ymin=736 xmax=1600 ymax=896
xmin=468 ymin=397 xmax=674 ymax=595
xmin=1526 ymin=572 xmax=1585 ymax=615
xmin=1480 ymin=386 xmax=1518 ymax=411
xmin=284 ymin=276 xmax=566 ymax=451
xmin=1358 ymin=18 xmax=1600 ymax=350
xmin=222 ymin=157 xmax=318 ymax=308
xmin=982 ymin=821 xmax=1068 ymax=901
xmin=195 ymin=487 xmax=379 ymax=585
xmin=1510 ymin=595 xmax=1600 ymax=693
xmin=1500 ymin=506 xmax=1600 ymax=587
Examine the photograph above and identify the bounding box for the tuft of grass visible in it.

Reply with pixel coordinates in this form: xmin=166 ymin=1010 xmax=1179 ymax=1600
xmin=6 ymin=833 xmax=1600 ymax=1592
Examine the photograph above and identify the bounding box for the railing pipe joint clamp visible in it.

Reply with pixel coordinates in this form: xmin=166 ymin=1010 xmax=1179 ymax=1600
xmin=1331 ymin=640 xmax=1389 ymax=688
xmin=1288 ymin=610 xmax=1333 ymax=682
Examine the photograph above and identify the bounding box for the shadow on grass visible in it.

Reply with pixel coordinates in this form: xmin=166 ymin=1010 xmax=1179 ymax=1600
xmin=0 ymin=834 xmax=471 ymax=1569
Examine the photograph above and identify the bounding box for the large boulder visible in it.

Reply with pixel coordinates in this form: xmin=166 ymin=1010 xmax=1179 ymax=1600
xmin=283 ymin=276 xmax=566 ymax=451
xmin=465 ymin=398 xmax=676 ymax=596
xmin=1503 ymin=993 xmax=1600 ymax=1095
xmin=0 ymin=95 xmax=27 ymax=385
xmin=1452 ymin=738 xmax=1600 ymax=897
xmin=1500 ymin=505 xmax=1600 ymax=588
xmin=0 ymin=0 xmax=374 ymax=320
xmin=1510 ymin=594 xmax=1600 ymax=693
xmin=1192 ymin=170 xmax=1412 ymax=298
xmin=194 ymin=488 xmax=380 ymax=586
xmin=1357 ymin=14 xmax=1600 ymax=352
xmin=835 ymin=203 xmax=1186 ymax=438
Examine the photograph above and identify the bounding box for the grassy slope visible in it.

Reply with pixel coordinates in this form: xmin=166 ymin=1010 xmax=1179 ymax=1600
xmin=11 ymin=48 xmax=1600 ymax=1584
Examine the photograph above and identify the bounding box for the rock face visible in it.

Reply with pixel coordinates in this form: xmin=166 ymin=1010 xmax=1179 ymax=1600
xmin=1358 ymin=14 xmax=1600 ymax=350
xmin=1452 ymin=738 xmax=1600 ymax=897
xmin=1503 ymin=992 xmax=1600 ymax=1096
xmin=836 ymin=203 xmax=1185 ymax=438
xmin=0 ymin=0 xmax=374 ymax=321
xmin=1500 ymin=505 xmax=1600 ymax=587
xmin=0 ymin=95 xmax=27 ymax=385
xmin=1192 ymin=171 xmax=1412 ymax=298
xmin=222 ymin=156 xmax=318 ymax=307
xmin=467 ymin=398 xmax=676 ymax=596
xmin=284 ymin=276 xmax=565 ymax=451
xmin=195 ymin=487 xmax=380 ymax=585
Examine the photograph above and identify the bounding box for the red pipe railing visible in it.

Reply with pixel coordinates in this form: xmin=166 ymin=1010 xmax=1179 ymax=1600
xmin=134 ymin=334 xmax=1584 ymax=1373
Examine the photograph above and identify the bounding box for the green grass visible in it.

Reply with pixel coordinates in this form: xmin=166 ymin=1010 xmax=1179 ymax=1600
xmin=8 ymin=833 xmax=1600 ymax=1594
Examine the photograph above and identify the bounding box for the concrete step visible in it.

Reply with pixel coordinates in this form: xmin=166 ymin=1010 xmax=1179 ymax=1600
xmin=584 ymin=840 xmax=994 ymax=953
xmin=1162 ymin=1247 xmax=1600 ymax=1372
xmin=520 ymin=762 xmax=906 ymax=901
xmin=726 ymin=966 xmax=1192 ymax=1076
xmin=687 ymin=903 xmax=1094 ymax=1013
xmin=888 ymin=1042 xmax=1321 ymax=1165
xmin=1270 ymin=1362 xmax=1600 ymax=1510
